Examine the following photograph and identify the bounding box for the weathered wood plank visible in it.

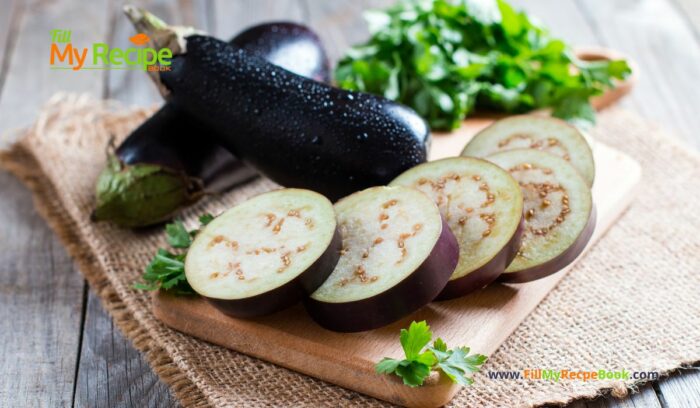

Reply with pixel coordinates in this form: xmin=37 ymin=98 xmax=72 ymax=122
xmin=302 ymin=0 xmax=394 ymax=65
xmin=509 ymin=0 xmax=597 ymax=44
xmin=74 ymin=291 xmax=179 ymax=408
xmin=575 ymin=0 xmax=700 ymax=148
xmin=656 ymin=367 xmax=700 ymax=408
xmin=0 ymin=0 xmax=20 ymax=73
xmin=673 ymin=0 xmax=700 ymax=40
xmin=212 ymin=0 xmax=306 ymax=41
xmin=0 ymin=0 xmax=109 ymax=144
xmin=0 ymin=171 xmax=85 ymax=408
xmin=0 ymin=1 xmax=110 ymax=407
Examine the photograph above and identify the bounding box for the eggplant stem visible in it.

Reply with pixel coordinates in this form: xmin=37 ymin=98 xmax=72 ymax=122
xmin=123 ymin=6 xmax=172 ymax=51
xmin=105 ymin=134 xmax=117 ymax=155
xmin=122 ymin=5 xmax=203 ymax=96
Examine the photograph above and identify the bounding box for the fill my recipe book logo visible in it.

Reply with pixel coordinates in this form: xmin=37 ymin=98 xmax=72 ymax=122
xmin=49 ymin=29 xmax=172 ymax=71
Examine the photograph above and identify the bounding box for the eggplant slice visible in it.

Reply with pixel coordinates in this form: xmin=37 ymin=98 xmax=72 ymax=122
xmin=390 ymin=157 xmax=524 ymax=300
xmin=306 ymin=186 xmax=458 ymax=332
xmin=461 ymin=115 xmax=595 ymax=187
xmin=486 ymin=149 xmax=595 ymax=283
xmin=185 ymin=189 xmax=340 ymax=318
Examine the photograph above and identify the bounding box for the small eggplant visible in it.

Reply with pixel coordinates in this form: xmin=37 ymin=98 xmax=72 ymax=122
xmin=93 ymin=22 xmax=331 ymax=227
xmin=123 ymin=7 xmax=430 ymax=202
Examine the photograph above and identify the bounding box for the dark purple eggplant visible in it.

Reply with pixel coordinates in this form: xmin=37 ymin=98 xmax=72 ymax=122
xmin=123 ymin=7 xmax=430 ymax=202
xmin=233 ymin=22 xmax=330 ymax=83
xmin=93 ymin=22 xmax=331 ymax=227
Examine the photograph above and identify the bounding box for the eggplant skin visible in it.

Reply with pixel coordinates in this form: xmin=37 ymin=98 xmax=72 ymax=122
xmin=303 ymin=218 xmax=458 ymax=333
xmin=436 ymin=215 xmax=524 ymax=301
xmin=95 ymin=23 xmax=331 ymax=227
xmin=161 ymin=35 xmax=430 ymax=202
xmin=232 ymin=22 xmax=330 ymax=83
xmin=206 ymin=227 xmax=341 ymax=318
xmin=117 ymin=103 xmax=254 ymax=185
xmin=498 ymin=205 xmax=597 ymax=283
xmin=119 ymin=22 xmax=331 ymax=180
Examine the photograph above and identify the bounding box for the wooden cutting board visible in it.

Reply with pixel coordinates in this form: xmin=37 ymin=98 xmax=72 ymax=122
xmin=153 ymin=49 xmax=641 ymax=407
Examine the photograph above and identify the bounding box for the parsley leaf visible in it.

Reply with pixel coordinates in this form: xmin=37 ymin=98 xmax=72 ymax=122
xmin=428 ymin=345 xmax=488 ymax=386
xmin=400 ymin=321 xmax=433 ymax=359
xmin=335 ymin=0 xmax=631 ymax=130
xmin=166 ymin=220 xmax=191 ymax=248
xmin=134 ymin=249 xmax=190 ymax=294
xmin=198 ymin=213 xmax=214 ymax=226
xmin=376 ymin=357 xmax=403 ymax=374
xmin=395 ymin=361 xmax=433 ymax=387
xmin=134 ymin=214 xmax=215 ymax=294
xmin=375 ymin=320 xmax=487 ymax=387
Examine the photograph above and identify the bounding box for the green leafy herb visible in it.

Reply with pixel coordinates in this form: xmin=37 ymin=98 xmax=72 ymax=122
xmin=165 ymin=220 xmax=192 ymax=248
xmin=134 ymin=213 xmax=214 ymax=294
xmin=133 ymin=249 xmax=189 ymax=293
xmin=199 ymin=213 xmax=215 ymax=226
xmin=335 ymin=0 xmax=631 ymax=130
xmin=375 ymin=321 xmax=487 ymax=387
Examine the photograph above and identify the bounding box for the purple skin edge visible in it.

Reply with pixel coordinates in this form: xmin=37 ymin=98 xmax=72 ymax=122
xmin=304 ymin=217 xmax=459 ymax=333
xmin=205 ymin=227 xmax=342 ymax=318
xmin=435 ymin=213 xmax=525 ymax=301
xmin=497 ymin=205 xmax=597 ymax=284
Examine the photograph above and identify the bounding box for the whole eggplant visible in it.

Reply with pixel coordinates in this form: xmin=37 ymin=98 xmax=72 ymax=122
xmin=93 ymin=22 xmax=330 ymax=227
xmin=124 ymin=7 xmax=430 ymax=202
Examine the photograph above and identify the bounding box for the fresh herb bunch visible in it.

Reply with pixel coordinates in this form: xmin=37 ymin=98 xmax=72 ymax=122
xmin=376 ymin=321 xmax=487 ymax=387
xmin=335 ymin=0 xmax=631 ymax=130
xmin=134 ymin=214 xmax=214 ymax=294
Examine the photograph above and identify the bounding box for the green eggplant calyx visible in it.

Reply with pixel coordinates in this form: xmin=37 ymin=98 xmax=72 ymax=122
xmin=92 ymin=154 xmax=203 ymax=228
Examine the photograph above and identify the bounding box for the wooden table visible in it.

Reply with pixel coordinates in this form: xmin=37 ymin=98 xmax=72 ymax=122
xmin=0 ymin=0 xmax=698 ymax=407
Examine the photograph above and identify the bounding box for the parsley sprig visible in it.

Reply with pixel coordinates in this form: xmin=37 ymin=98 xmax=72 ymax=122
xmin=376 ymin=321 xmax=487 ymax=387
xmin=133 ymin=214 xmax=214 ymax=295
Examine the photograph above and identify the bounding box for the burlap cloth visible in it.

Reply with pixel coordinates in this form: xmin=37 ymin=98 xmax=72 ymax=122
xmin=1 ymin=93 xmax=699 ymax=407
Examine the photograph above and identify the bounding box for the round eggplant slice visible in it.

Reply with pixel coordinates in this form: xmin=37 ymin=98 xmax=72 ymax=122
xmin=486 ymin=149 xmax=595 ymax=283
xmin=185 ymin=188 xmax=340 ymax=318
xmin=390 ymin=157 xmax=524 ymax=300
xmin=306 ymin=186 xmax=458 ymax=332
xmin=461 ymin=115 xmax=595 ymax=187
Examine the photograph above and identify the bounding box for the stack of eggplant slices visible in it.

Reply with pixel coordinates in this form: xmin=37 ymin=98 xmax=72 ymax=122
xmin=121 ymin=8 xmax=596 ymax=333
xmin=186 ymin=115 xmax=596 ymax=333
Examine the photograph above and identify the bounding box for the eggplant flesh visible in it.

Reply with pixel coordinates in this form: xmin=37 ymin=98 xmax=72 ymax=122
xmin=499 ymin=206 xmax=595 ymax=283
xmin=306 ymin=186 xmax=458 ymax=332
xmin=93 ymin=22 xmax=331 ymax=227
xmin=185 ymin=189 xmax=340 ymax=318
xmin=486 ymin=149 xmax=595 ymax=282
xmin=389 ymin=157 xmax=524 ymax=300
xmin=462 ymin=115 xmax=595 ymax=187
xmin=141 ymin=25 xmax=430 ymax=201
